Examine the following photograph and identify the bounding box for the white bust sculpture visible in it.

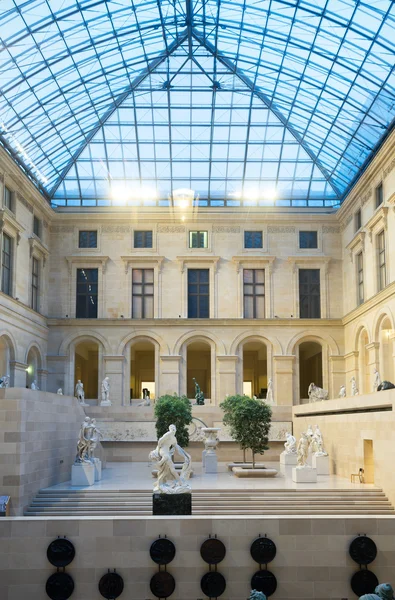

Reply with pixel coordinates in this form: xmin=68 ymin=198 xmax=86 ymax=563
xmin=351 ymin=376 xmax=359 ymax=396
xmin=100 ymin=376 xmax=111 ymax=406
xmin=31 ymin=380 xmax=39 ymax=390
xmin=149 ymin=424 xmax=192 ymax=494
xmin=266 ymin=378 xmax=274 ymax=403
xmin=373 ymin=368 xmax=381 ymax=392
xmin=284 ymin=431 xmax=297 ymax=454
xmin=296 ymin=432 xmax=311 ymax=468
xmin=57 ymin=388 xmax=63 ymax=395
xmin=311 ymin=425 xmax=328 ymax=457
xmin=338 ymin=385 xmax=346 ymax=398
xmin=0 ymin=374 xmax=10 ymax=388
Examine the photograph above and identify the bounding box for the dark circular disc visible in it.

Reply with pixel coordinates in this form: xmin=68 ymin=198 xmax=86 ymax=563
xmin=349 ymin=536 xmax=377 ymax=565
xmin=98 ymin=572 xmax=124 ymax=599
xmin=251 ymin=570 xmax=278 ymax=597
xmin=351 ymin=570 xmax=379 ymax=596
xmin=200 ymin=538 xmax=226 ymax=564
xmin=150 ymin=538 xmax=176 ymax=565
xmin=250 ymin=537 xmax=277 ymax=564
xmin=150 ymin=571 xmax=176 ymax=598
xmin=200 ymin=572 xmax=226 ymax=598
xmin=46 ymin=572 xmax=74 ymax=600
xmin=47 ymin=538 xmax=75 ymax=567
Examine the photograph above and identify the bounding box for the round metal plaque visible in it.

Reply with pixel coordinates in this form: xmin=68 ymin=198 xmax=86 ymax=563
xmin=98 ymin=572 xmax=124 ymax=599
xmin=150 ymin=571 xmax=176 ymax=598
xmin=47 ymin=539 xmax=75 ymax=568
xmin=150 ymin=538 xmax=176 ymax=565
xmin=200 ymin=538 xmax=226 ymax=564
xmin=45 ymin=572 xmax=74 ymax=600
xmin=200 ymin=572 xmax=226 ymax=598
xmin=349 ymin=536 xmax=377 ymax=565
xmin=250 ymin=537 xmax=277 ymax=564
xmin=351 ymin=570 xmax=379 ymax=596
xmin=251 ymin=570 xmax=278 ymax=597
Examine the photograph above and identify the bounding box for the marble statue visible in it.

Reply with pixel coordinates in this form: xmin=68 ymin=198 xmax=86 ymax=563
xmin=137 ymin=390 xmax=151 ymax=407
xmin=57 ymin=388 xmax=63 ymax=395
xmin=306 ymin=424 xmax=314 ymax=438
xmin=373 ymin=368 xmax=381 ymax=393
xmin=101 ymin=376 xmax=111 ymax=406
xmin=75 ymin=417 xmax=93 ymax=463
xmin=0 ymin=374 xmax=10 ymax=388
xmin=339 ymin=385 xmax=346 ymax=398
xmin=308 ymin=382 xmax=329 ymax=402
xmin=75 ymin=380 xmax=88 ymax=406
xmin=351 ymin=376 xmax=359 ymax=396
xmin=31 ymin=380 xmax=39 ymax=390
xmin=284 ymin=431 xmax=297 ymax=454
xmin=87 ymin=418 xmax=102 ymax=460
xmin=193 ymin=378 xmax=205 ymax=405
xmin=249 ymin=592 xmax=267 ymax=600
xmin=296 ymin=432 xmax=311 ymax=468
xmin=266 ymin=378 xmax=274 ymax=403
xmin=359 ymin=596 xmax=381 ymax=600
xmin=311 ymin=425 xmax=328 ymax=456
xmin=378 ymin=380 xmax=395 ymax=391
xmin=149 ymin=424 xmax=192 ymax=494
xmin=375 ymin=583 xmax=395 ymax=599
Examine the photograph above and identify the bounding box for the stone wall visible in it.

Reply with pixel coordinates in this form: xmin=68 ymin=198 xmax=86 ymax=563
xmin=0 ymin=388 xmax=85 ymax=515
xmin=1 ymin=515 xmax=394 ymax=600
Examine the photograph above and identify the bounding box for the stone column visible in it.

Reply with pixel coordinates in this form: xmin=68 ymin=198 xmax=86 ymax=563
xmin=390 ymin=332 xmax=395 ymax=383
xmin=102 ymin=355 xmax=124 ymax=406
xmin=217 ymin=355 xmax=238 ymax=402
xmin=10 ymin=361 xmax=28 ymax=388
xmin=160 ymin=356 xmax=181 ymax=396
xmin=366 ymin=342 xmax=380 ymax=393
xmin=329 ymin=355 xmax=345 ymax=399
xmin=273 ymin=355 xmax=295 ymax=406
xmin=37 ymin=369 xmax=48 ymax=391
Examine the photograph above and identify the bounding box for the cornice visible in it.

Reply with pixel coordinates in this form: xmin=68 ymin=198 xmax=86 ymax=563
xmin=29 ymin=236 xmax=50 ymax=265
xmin=232 ymin=255 xmax=276 ymax=273
xmin=0 ymin=208 xmax=25 ymax=244
xmin=65 ymin=255 xmax=109 ymax=274
xmin=342 ymin=280 xmax=395 ymax=326
xmin=176 ymin=255 xmax=220 ymax=273
xmin=121 ymin=255 xmax=165 ymax=274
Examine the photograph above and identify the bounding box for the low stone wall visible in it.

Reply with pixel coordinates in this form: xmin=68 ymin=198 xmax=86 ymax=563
xmin=0 ymin=388 xmax=85 ymax=515
xmin=1 ymin=515 xmax=394 ymax=600
xmin=293 ymin=389 xmax=395 ymax=506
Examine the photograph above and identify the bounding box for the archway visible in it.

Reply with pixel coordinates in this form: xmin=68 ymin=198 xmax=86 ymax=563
xmin=299 ymin=341 xmax=323 ymax=403
xmin=242 ymin=341 xmax=267 ymax=398
xmin=379 ymin=317 xmax=394 ymax=383
xmin=358 ymin=329 xmax=370 ymax=394
xmin=74 ymin=340 xmax=99 ymax=399
xmin=187 ymin=341 xmax=211 ymax=400
xmin=130 ymin=340 xmax=156 ymax=401
xmin=26 ymin=346 xmax=41 ymax=388
xmin=0 ymin=335 xmax=14 ymax=384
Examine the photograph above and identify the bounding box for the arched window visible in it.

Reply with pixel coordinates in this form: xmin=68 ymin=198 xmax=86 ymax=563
xmin=130 ymin=340 xmax=156 ymax=401
xmin=379 ymin=317 xmax=394 ymax=384
xmin=187 ymin=341 xmax=211 ymax=400
xmin=74 ymin=341 xmax=99 ymax=399
xmin=26 ymin=346 xmax=41 ymax=388
xmin=299 ymin=341 xmax=323 ymax=403
xmin=242 ymin=341 xmax=268 ymax=399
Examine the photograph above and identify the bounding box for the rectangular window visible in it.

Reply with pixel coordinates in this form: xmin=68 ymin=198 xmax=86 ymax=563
xmin=1 ymin=233 xmax=12 ymax=296
xmin=299 ymin=231 xmax=318 ymax=249
xmin=79 ymin=230 xmax=97 ymax=248
xmin=31 ymin=257 xmax=39 ymax=311
xmin=4 ymin=186 xmax=12 ymax=211
xmin=244 ymin=231 xmax=263 ymax=249
xmin=243 ymin=269 xmax=265 ymax=318
xmin=188 ymin=269 xmax=209 ymax=318
xmin=357 ymin=252 xmax=364 ymax=305
xmin=376 ymin=183 xmax=383 ymax=209
xmin=299 ymin=269 xmax=321 ymax=318
xmin=134 ymin=230 xmax=153 ymax=248
xmin=132 ymin=269 xmax=154 ymax=318
xmin=33 ymin=215 xmax=41 ymax=238
xmin=355 ymin=209 xmax=362 ymax=232
xmin=76 ymin=268 xmax=98 ymax=318
xmin=189 ymin=231 xmax=208 ymax=248
xmin=378 ymin=231 xmax=386 ymax=291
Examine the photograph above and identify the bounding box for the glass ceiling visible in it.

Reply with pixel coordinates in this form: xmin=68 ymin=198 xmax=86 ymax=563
xmin=1 ymin=0 xmax=395 ymax=207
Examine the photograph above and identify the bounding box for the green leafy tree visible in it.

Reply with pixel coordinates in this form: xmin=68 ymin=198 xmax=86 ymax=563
xmin=154 ymin=394 xmax=193 ymax=448
xmin=220 ymin=394 xmax=250 ymax=462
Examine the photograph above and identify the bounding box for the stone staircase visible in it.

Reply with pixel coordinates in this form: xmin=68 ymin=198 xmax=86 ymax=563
xmin=25 ymin=488 xmax=394 ymax=516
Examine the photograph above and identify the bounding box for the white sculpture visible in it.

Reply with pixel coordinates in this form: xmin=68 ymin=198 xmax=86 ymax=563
xmin=87 ymin=418 xmax=102 ymax=460
xmin=57 ymin=388 xmax=63 ymax=395
xmin=31 ymin=380 xmax=39 ymax=390
xmin=284 ymin=432 xmax=297 ymax=454
xmin=373 ymin=368 xmax=381 ymax=393
xmin=149 ymin=424 xmax=192 ymax=494
xmin=137 ymin=390 xmax=151 ymax=407
xmin=75 ymin=417 xmax=101 ymax=463
xmin=351 ymin=376 xmax=359 ymax=396
xmin=100 ymin=376 xmax=111 ymax=406
xmin=296 ymin=432 xmax=311 ymax=468
xmin=0 ymin=374 xmax=10 ymax=388
xmin=308 ymin=382 xmax=329 ymax=402
xmin=75 ymin=380 xmax=88 ymax=406
xmin=311 ymin=425 xmax=328 ymax=456
xmin=266 ymin=378 xmax=274 ymax=403
xmin=338 ymin=385 xmax=346 ymax=398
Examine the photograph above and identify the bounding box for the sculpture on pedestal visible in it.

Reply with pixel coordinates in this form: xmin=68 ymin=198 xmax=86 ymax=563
xmin=0 ymin=374 xmax=10 ymax=388
xmin=75 ymin=380 xmax=88 ymax=406
xmin=373 ymin=368 xmax=381 ymax=393
xmin=193 ymin=378 xmax=205 ymax=405
xmin=266 ymin=378 xmax=274 ymax=403
xmin=296 ymin=432 xmax=311 ymax=468
xmin=338 ymin=384 xmax=346 ymax=398
xmin=87 ymin=418 xmax=102 ymax=460
xmin=284 ymin=432 xmax=297 ymax=454
xmin=75 ymin=417 xmax=101 ymax=463
xmin=308 ymin=382 xmax=329 ymax=402
xmin=311 ymin=425 xmax=328 ymax=456
xmin=57 ymin=388 xmax=63 ymax=395
xmin=100 ymin=376 xmax=111 ymax=406
xmin=138 ymin=389 xmax=151 ymax=406
xmin=31 ymin=380 xmax=39 ymax=390
xmin=378 ymin=380 xmax=395 ymax=391
xmin=149 ymin=424 xmax=192 ymax=494
xmin=351 ymin=376 xmax=359 ymax=396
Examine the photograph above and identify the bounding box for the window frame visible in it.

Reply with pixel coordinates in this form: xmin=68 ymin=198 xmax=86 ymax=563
xmin=79 ymin=230 xmax=98 ymax=248
xmin=76 ymin=267 xmax=99 ymax=319
xmin=132 ymin=268 xmax=154 ymax=318
xmin=189 ymin=230 xmax=208 ymax=249
xmin=375 ymin=182 xmax=383 ymax=209
xmin=31 ymin=256 xmax=39 ymax=312
xmin=187 ymin=268 xmax=210 ymax=318
xmin=4 ymin=186 xmax=13 ymax=212
xmin=355 ymin=209 xmax=362 ymax=232
xmin=299 ymin=230 xmax=318 ymax=249
xmin=134 ymin=230 xmax=153 ymax=249
xmin=377 ymin=230 xmax=386 ymax=292
xmin=33 ymin=215 xmax=41 ymax=238
xmin=356 ymin=251 xmax=364 ymax=306
xmin=244 ymin=230 xmax=263 ymax=249
xmin=298 ymin=268 xmax=321 ymax=319
xmin=243 ymin=268 xmax=265 ymax=318
xmin=1 ymin=232 xmax=13 ymax=297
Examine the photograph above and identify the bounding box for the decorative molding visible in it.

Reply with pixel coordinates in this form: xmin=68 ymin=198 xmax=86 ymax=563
xmin=102 ymin=225 xmax=131 ymax=233
xmin=365 ymin=206 xmax=388 ymax=242
xmin=29 ymin=236 xmax=49 ymax=265
xmin=340 ymin=214 xmax=353 ymax=231
xmin=268 ymin=226 xmax=295 ymax=233
xmin=383 ymin=158 xmax=395 ymax=179
xmin=361 ymin=189 xmax=372 ymax=206
xmin=0 ymin=172 xmax=4 ymax=183
xmin=387 ymin=192 xmax=395 ymax=212
xmin=158 ymin=225 xmax=185 ymax=233
xmin=176 ymin=255 xmax=220 ymax=273
xmin=16 ymin=192 xmax=33 ymax=213
xmin=342 ymin=280 xmax=395 ymax=326
xmin=232 ymin=255 xmax=276 ymax=274
xmin=346 ymin=230 xmax=366 ymax=261
xmin=121 ymin=255 xmax=165 ymax=274
xmin=43 ymin=220 xmax=48 ymax=229
xmin=50 ymin=225 xmax=74 ymax=233
xmin=65 ymin=255 xmax=109 ymax=275
xmin=0 ymin=208 xmax=25 ymax=245
xmin=212 ymin=226 xmax=240 ymax=233
xmin=322 ymin=226 xmax=340 ymax=234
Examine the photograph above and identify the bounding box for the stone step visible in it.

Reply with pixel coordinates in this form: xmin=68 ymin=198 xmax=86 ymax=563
xmin=31 ymin=497 xmax=392 ymax=505
xmin=25 ymin=509 xmax=395 ymax=516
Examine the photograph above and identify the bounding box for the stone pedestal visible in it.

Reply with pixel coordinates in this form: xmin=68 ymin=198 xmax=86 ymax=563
xmin=100 ymin=400 xmax=111 ymax=407
xmin=312 ymin=454 xmax=330 ymax=475
xmin=71 ymin=462 xmax=95 ymax=486
xmin=292 ymin=466 xmax=317 ymax=483
xmin=205 ymin=452 xmax=218 ymax=474
xmin=202 ymin=449 xmax=207 ymax=468
xmin=280 ymin=451 xmax=298 ymax=466
xmin=92 ymin=458 xmax=102 ymax=481
xmin=153 ymin=493 xmax=192 ymax=515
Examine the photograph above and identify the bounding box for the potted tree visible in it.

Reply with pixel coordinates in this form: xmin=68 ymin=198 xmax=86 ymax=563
xmin=220 ymin=394 xmax=251 ymax=463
